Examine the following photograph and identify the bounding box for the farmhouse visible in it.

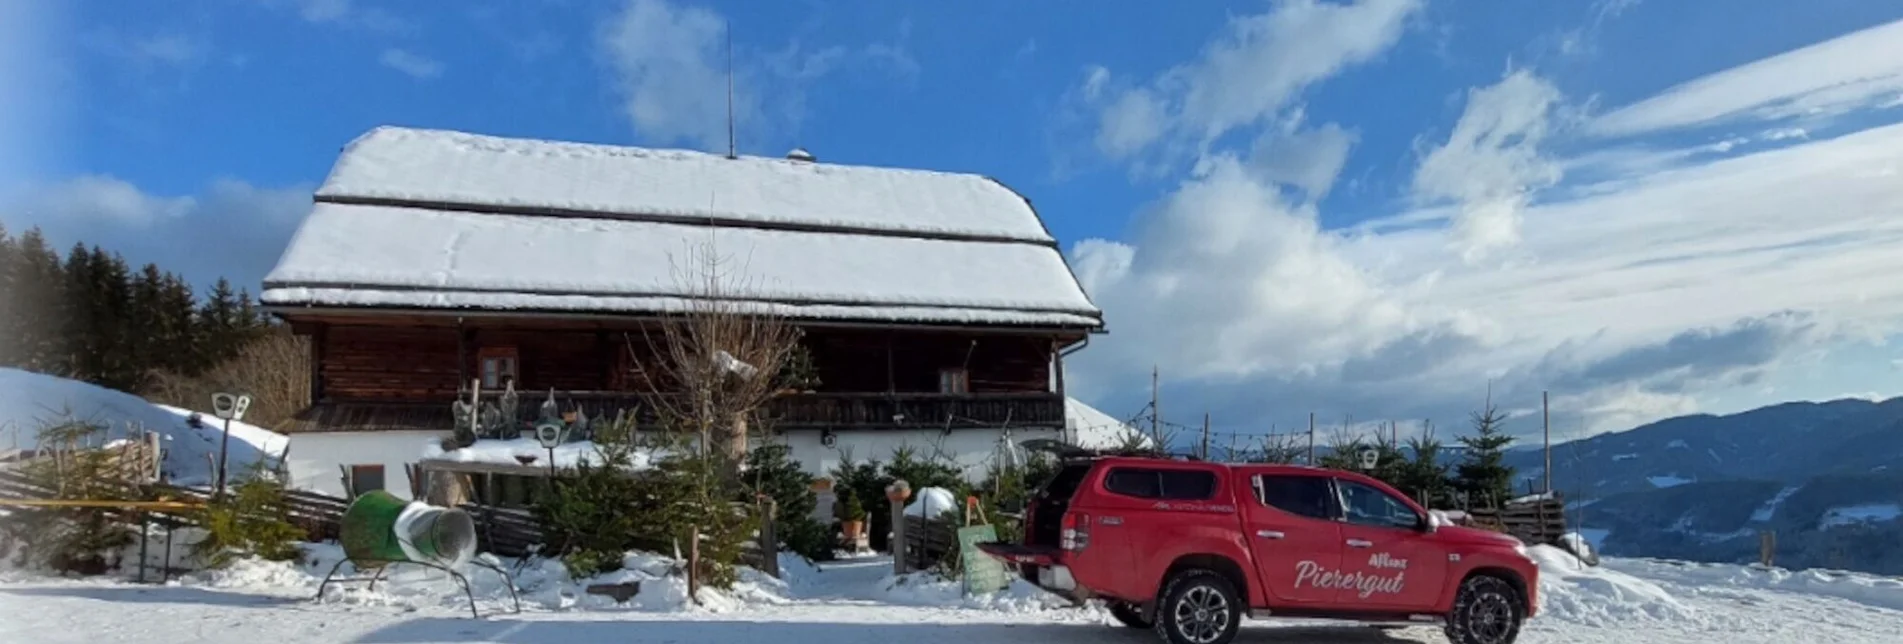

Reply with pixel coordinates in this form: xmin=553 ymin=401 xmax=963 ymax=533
xmin=262 ymin=126 xmax=1124 ymax=500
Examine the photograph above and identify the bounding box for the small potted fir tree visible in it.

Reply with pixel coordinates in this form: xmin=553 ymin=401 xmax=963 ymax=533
xmin=839 ymin=488 xmax=868 ymax=543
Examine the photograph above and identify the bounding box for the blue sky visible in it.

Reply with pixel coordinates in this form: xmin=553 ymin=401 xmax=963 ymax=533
xmin=9 ymin=0 xmax=1903 ymax=444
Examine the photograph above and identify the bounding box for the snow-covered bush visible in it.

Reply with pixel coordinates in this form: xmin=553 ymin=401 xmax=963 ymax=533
xmin=191 ymin=465 xmax=307 ymax=568
xmin=0 ymin=420 xmax=142 ymax=574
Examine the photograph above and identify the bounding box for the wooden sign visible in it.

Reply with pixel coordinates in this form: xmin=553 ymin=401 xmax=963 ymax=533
xmin=957 ymin=524 xmax=1010 ymax=596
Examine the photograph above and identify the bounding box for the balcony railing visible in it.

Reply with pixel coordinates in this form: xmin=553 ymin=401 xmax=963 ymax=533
xmin=292 ymin=390 xmax=1066 ymax=434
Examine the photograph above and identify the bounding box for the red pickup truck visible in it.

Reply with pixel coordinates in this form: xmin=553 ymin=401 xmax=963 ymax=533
xmin=978 ymin=451 xmax=1539 ymax=644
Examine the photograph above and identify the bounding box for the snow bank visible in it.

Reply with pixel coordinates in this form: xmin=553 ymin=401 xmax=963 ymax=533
xmin=185 ymin=542 xmax=799 ymax=615
xmin=1530 ymin=545 xmax=1697 ymax=626
xmin=1557 ymin=532 xmax=1601 ymax=566
xmin=873 ymin=570 xmax=1070 ymax=613
xmin=0 ymin=368 xmax=287 ymax=486
xmin=1648 ymin=475 xmax=1695 ymax=488
xmin=903 ymin=487 xmax=959 ymax=519
xmin=1819 ymin=503 xmax=1902 ymax=528
xmin=1609 ymin=558 xmax=1903 ymax=614
xmin=421 ymin=438 xmax=662 ymax=471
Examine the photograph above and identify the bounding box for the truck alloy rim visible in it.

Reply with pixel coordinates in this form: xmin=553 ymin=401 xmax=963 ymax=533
xmin=1467 ymin=590 xmax=1515 ymax=644
xmin=1172 ymin=586 xmax=1230 ymax=644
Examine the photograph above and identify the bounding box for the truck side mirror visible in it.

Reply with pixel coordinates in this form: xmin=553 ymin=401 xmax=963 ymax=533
xmin=1419 ymin=513 xmax=1438 ymax=534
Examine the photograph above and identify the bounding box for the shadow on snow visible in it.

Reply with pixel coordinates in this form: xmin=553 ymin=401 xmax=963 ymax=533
xmin=350 ymin=618 xmax=1430 ymax=644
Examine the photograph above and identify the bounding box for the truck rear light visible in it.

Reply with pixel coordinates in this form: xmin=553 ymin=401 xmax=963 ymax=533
xmin=1060 ymin=512 xmax=1090 ymax=552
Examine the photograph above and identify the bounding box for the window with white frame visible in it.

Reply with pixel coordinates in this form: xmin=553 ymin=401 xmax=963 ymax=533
xmin=939 ymin=367 xmax=969 ymax=394
xmin=479 ymin=347 xmax=519 ymax=389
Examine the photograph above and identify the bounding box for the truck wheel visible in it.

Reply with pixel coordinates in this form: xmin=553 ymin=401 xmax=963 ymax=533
xmin=1153 ymin=570 xmax=1241 ymax=644
xmin=1108 ymin=601 xmax=1152 ymax=629
xmin=1444 ymin=575 xmax=1525 ymax=644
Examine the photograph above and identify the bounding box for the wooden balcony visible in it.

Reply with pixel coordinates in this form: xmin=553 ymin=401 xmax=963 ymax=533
xmin=289 ymin=390 xmax=1066 ymax=434
xmin=771 ymin=392 xmax=1065 ymax=429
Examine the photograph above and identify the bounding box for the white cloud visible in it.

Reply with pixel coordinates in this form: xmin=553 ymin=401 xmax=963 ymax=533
xmin=379 ymin=48 xmax=443 ymax=79
xmin=18 ymin=175 xmax=195 ymax=224
xmin=1590 ymin=18 xmax=1903 ymax=137
xmin=1250 ymin=118 xmax=1357 ymax=200
xmin=599 ymin=0 xmax=915 ymax=153
xmin=1078 ymin=0 xmax=1421 ymax=164
xmin=132 ymin=34 xmax=205 ymax=67
xmin=1067 ymin=11 xmax=1903 ymax=438
xmin=600 ymin=0 xmax=742 ymax=152
xmin=277 ymin=0 xmax=408 ymax=33
xmin=1412 ymin=69 xmax=1563 ymax=262
xmin=2 ymin=177 xmax=310 ymax=290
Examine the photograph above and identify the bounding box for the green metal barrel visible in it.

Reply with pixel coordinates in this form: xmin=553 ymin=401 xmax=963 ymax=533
xmin=339 ymin=490 xmax=478 ymax=568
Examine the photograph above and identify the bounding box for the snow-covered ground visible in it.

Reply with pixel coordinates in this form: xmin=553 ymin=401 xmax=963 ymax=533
xmin=1 ymin=544 xmax=1899 ymax=643
xmin=0 ymin=368 xmax=288 ymax=486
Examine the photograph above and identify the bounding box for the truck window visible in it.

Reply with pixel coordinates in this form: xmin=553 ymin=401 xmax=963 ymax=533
xmin=1336 ymin=478 xmax=1424 ymax=529
xmin=1253 ymin=474 xmax=1338 ymax=520
xmin=1040 ymin=463 xmax=1093 ymax=502
xmin=1104 ymin=467 xmax=1217 ymax=500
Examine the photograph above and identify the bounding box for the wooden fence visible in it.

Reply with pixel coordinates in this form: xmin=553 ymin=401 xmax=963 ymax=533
xmin=0 ymin=468 xmax=782 ymax=577
xmin=900 ymin=514 xmax=959 ymax=572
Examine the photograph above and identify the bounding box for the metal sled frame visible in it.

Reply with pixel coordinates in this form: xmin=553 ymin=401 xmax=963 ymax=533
xmin=314 ymin=557 xmax=521 ymax=619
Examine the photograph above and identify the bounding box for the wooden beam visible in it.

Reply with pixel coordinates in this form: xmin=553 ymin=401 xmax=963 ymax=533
xmin=456 ymin=320 xmax=471 ymax=388
xmin=1051 ymin=338 xmax=1065 ymax=398
xmin=310 ymin=322 xmax=327 ymax=402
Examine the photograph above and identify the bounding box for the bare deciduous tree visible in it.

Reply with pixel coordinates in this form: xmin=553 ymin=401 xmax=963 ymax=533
xmin=146 ymin=328 xmax=310 ymax=431
xmin=633 ymin=241 xmax=802 ymax=473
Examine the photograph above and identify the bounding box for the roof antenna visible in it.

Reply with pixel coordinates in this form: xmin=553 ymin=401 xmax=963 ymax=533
xmin=725 ymin=19 xmax=736 ymax=160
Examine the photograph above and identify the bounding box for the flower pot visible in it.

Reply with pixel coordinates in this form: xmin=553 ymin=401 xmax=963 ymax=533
xmin=841 ymin=519 xmax=865 ymax=540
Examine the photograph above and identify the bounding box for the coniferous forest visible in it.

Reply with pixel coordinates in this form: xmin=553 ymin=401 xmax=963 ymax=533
xmin=0 ymin=223 xmax=273 ymax=394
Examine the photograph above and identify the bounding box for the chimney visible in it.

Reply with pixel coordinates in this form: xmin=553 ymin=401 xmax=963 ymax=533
xmin=786 ymin=147 xmax=816 ymax=162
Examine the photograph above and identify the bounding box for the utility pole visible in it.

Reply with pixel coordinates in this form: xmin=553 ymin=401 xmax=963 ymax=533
xmin=1200 ymin=413 xmax=1211 ymax=461
xmin=1151 ymin=365 xmax=1161 ymax=447
xmin=1307 ymin=412 xmax=1316 ymax=464
xmin=1543 ymin=390 xmax=1553 ymax=494
xmin=725 ymin=20 xmax=737 ymax=159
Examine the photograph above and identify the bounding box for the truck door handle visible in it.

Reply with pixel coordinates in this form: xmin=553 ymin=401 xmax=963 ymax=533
xmin=1345 ymin=539 xmax=1373 ymax=548
xmin=1256 ymin=530 xmax=1285 ymax=540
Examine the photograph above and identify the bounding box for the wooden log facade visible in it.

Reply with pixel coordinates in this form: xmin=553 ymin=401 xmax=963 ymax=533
xmin=285 ymin=314 xmax=1077 ymax=433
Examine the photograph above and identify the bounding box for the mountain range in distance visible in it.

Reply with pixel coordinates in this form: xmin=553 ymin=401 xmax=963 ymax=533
xmin=1505 ymin=396 xmax=1903 ymax=575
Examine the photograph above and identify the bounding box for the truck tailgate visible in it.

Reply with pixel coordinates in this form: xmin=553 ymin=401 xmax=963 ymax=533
xmin=975 ymin=542 xmax=1060 ymax=566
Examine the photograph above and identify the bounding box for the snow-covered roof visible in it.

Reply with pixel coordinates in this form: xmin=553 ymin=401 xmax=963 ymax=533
xmin=1065 ymin=397 xmax=1149 ymax=450
xmin=264 ymin=127 xmax=1103 ymax=329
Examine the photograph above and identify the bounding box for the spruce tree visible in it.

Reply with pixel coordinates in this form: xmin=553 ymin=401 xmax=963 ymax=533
xmin=1455 ymin=402 xmax=1516 ymax=507
xmin=10 ymin=229 xmax=67 ymax=373
xmin=159 ymin=273 xmax=200 ymax=374
xmin=200 ymin=278 xmax=242 ymax=367
xmin=1401 ymin=431 xmax=1450 ymax=508
xmin=129 ymin=264 xmax=167 ymax=388
xmin=0 ymin=223 xmax=16 ymax=367
xmin=60 ymin=244 xmax=99 ymax=380
xmin=86 ymin=247 xmax=136 ymax=391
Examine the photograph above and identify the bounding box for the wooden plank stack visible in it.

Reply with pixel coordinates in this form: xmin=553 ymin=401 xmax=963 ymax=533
xmin=1462 ymin=493 xmax=1568 ymax=546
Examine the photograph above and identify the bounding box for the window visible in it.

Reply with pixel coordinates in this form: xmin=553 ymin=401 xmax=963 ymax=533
xmin=347 ymin=464 xmax=385 ymax=498
xmin=1253 ymin=474 xmax=1338 ymax=520
xmin=1335 ymin=479 xmax=1424 ymax=530
xmin=1104 ymin=467 xmax=1218 ymax=501
xmin=479 ymin=347 xmax=519 ymax=389
xmin=938 ymin=368 xmax=969 ymax=394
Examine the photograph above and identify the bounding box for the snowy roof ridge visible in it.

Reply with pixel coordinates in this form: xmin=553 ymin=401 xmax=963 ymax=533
xmin=313 ymin=126 xmax=1058 ymax=245
xmin=265 ymin=127 xmax=1108 ymax=328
